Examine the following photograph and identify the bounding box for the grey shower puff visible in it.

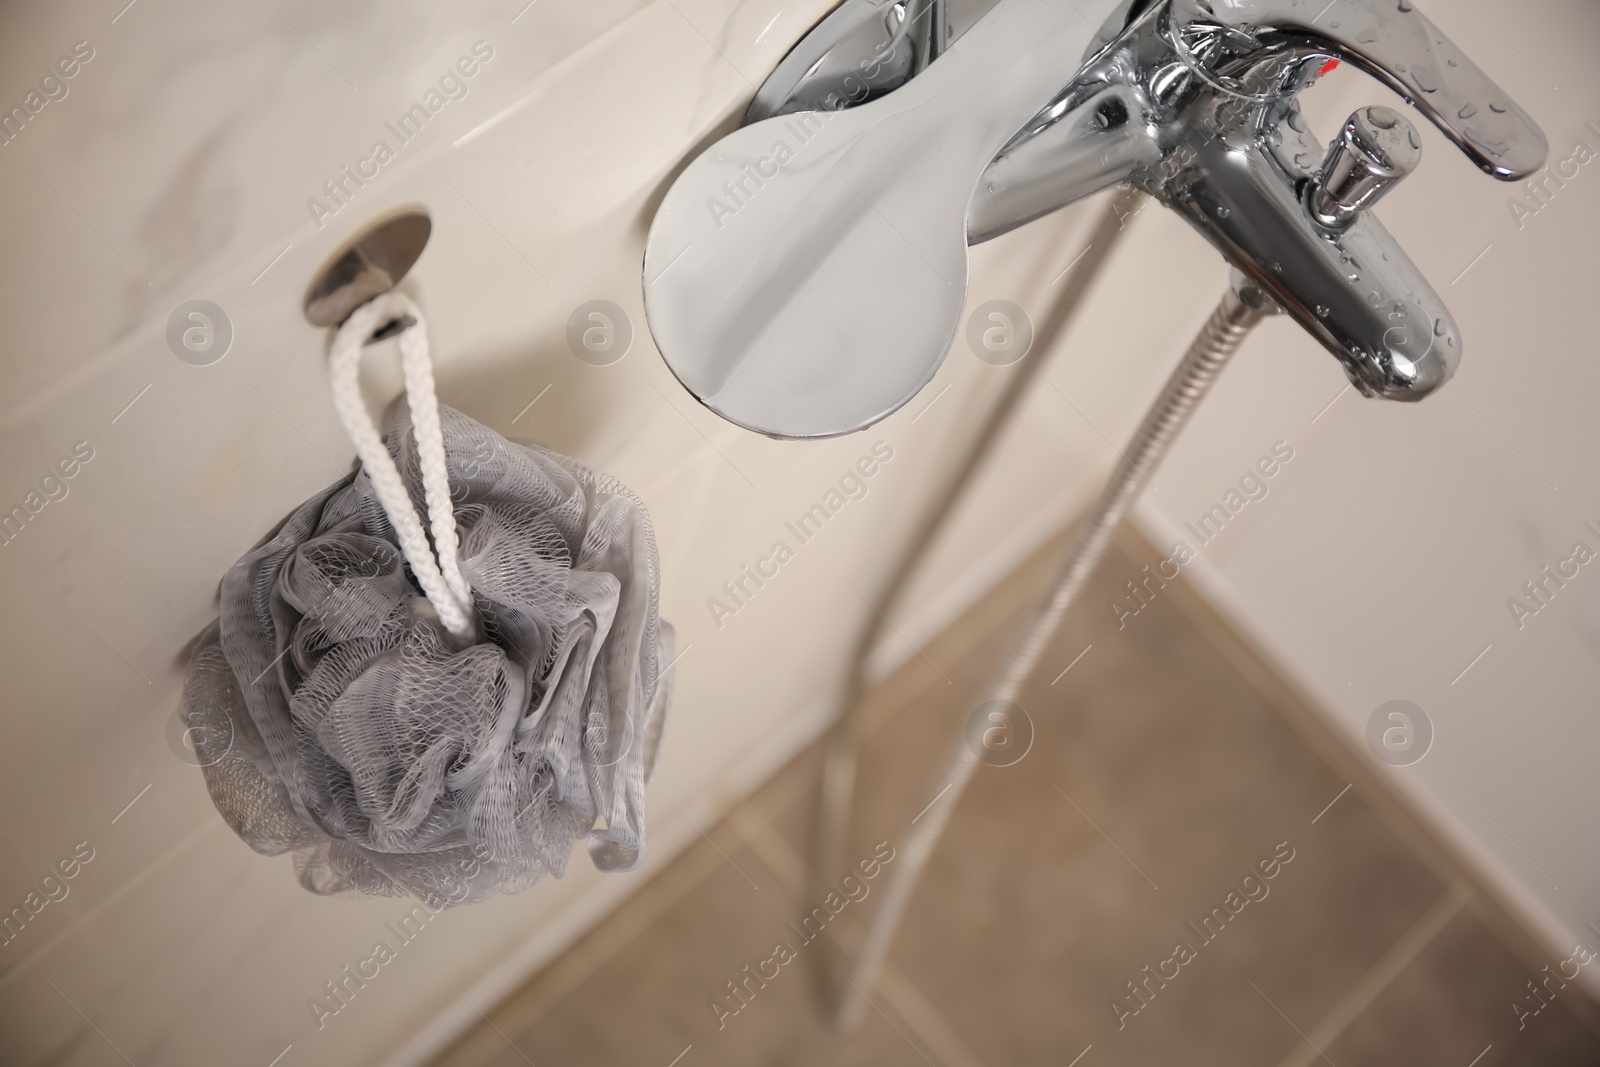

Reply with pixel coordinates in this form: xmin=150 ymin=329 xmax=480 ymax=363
xmin=177 ymin=400 xmax=675 ymax=907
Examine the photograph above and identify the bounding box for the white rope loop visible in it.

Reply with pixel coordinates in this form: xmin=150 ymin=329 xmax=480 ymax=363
xmin=394 ymin=309 xmax=474 ymax=613
xmin=328 ymin=291 xmax=475 ymax=638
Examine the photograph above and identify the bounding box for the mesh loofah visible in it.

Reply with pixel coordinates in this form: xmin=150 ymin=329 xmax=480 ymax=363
xmin=178 ymin=396 xmax=675 ymax=907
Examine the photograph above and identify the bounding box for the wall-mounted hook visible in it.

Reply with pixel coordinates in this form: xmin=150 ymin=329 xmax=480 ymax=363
xmin=303 ymin=206 xmax=431 ymax=342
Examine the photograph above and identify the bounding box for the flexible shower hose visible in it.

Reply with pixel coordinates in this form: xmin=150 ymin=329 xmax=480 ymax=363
xmin=807 ymin=187 xmax=1141 ymax=1007
xmin=823 ymin=265 xmax=1276 ymax=1030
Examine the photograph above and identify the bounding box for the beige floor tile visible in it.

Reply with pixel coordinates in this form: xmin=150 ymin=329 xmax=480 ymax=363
xmin=431 ymin=531 xmax=1599 ymax=1067
xmin=452 ymin=830 xmax=940 ymax=1067
xmin=1324 ymin=908 xmax=1600 ymax=1067
xmin=861 ymin=541 xmax=1445 ymax=1065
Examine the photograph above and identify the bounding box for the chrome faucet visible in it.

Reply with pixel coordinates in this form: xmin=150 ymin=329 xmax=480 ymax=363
xmin=972 ymin=0 xmax=1545 ymax=400
xmin=643 ymin=0 xmax=1546 ymax=437
xmin=643 ymin=1 xmax=1551 ymax=1028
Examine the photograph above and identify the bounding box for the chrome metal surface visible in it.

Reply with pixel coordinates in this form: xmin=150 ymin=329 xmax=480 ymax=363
xmin=1167 ymin=0 xmax=1546 ymax=180
xmin=646 ymin=0 xmax=1553 ymax=1032
xmin=303 ymin=207 xmax=431 ymax=334
xmin=642 ymin=0 xmax=1130 ymax=439
xmin=963 ymin=0 xmax=1545 ymax=399
xmin=828 ymin=272 xmax=1275 ymax=1029
xmin=744 ymin=0 xmax=947 ymax=123
xmin=643 ymin=0 xmax=1552 ymax=1032
xmin=1310 ymin=105 xmax=1423 ymax=228
xmin=644 ymin=0 xmax=1546 ymax=437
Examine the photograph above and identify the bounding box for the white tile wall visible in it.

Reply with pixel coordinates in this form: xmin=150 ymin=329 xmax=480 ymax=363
xmin=0 ymin=1 xmax=1593 ymax=1064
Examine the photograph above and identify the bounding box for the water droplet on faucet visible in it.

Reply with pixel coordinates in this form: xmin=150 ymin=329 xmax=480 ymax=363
xmin=1397 ymin=0 xmax=1414 ymax=12
xmin=1458 ymin=102 xmax=1478 ymax=119
xmin=1489 ymin=99 xmax=1508 ymax=113
xmin=1216 ymin=204 xmax=1230 ymax=218
xmin=1316 ymin=305 xmax=1330 ymax=318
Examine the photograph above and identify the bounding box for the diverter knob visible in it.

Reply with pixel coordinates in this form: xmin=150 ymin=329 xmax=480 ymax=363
xmin=1310 ymin=105 xmax=1422 ymax=228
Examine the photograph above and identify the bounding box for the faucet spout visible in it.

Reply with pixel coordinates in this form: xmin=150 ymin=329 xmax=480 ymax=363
xmin=642 ymin=0 xmax=1547 ymax=435
xmin=966 ymin=84 xmax=1157 ymax=243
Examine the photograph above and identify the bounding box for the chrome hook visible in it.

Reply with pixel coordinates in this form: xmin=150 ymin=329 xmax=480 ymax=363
xmin=303 ymin=206 xmax=431 ymax=341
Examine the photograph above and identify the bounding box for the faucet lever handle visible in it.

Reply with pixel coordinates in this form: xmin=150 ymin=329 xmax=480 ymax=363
xmin=1171 ymin=0 xmax=1547 ymax=179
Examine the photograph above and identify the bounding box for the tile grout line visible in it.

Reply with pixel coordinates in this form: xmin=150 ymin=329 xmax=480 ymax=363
xmin=875 ymin=968 xmax=989 ymax=1067
xmin=444 ymin=977 xmax=536 ymax=1067
xmin=1273 ymin=884 xmax=1472 ymax=1067
xmin=0 ymin=819 xmax=224 ymax=989
xmin=726 ymin=806 xmax=805 ymax=893
xmin=651 ymin=783 xmax=761 ymax=890
xmin=728 ymin=806 xmax=991 ymax=1067
xmin=438 ymin=842 xmax=730 ymax=1067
